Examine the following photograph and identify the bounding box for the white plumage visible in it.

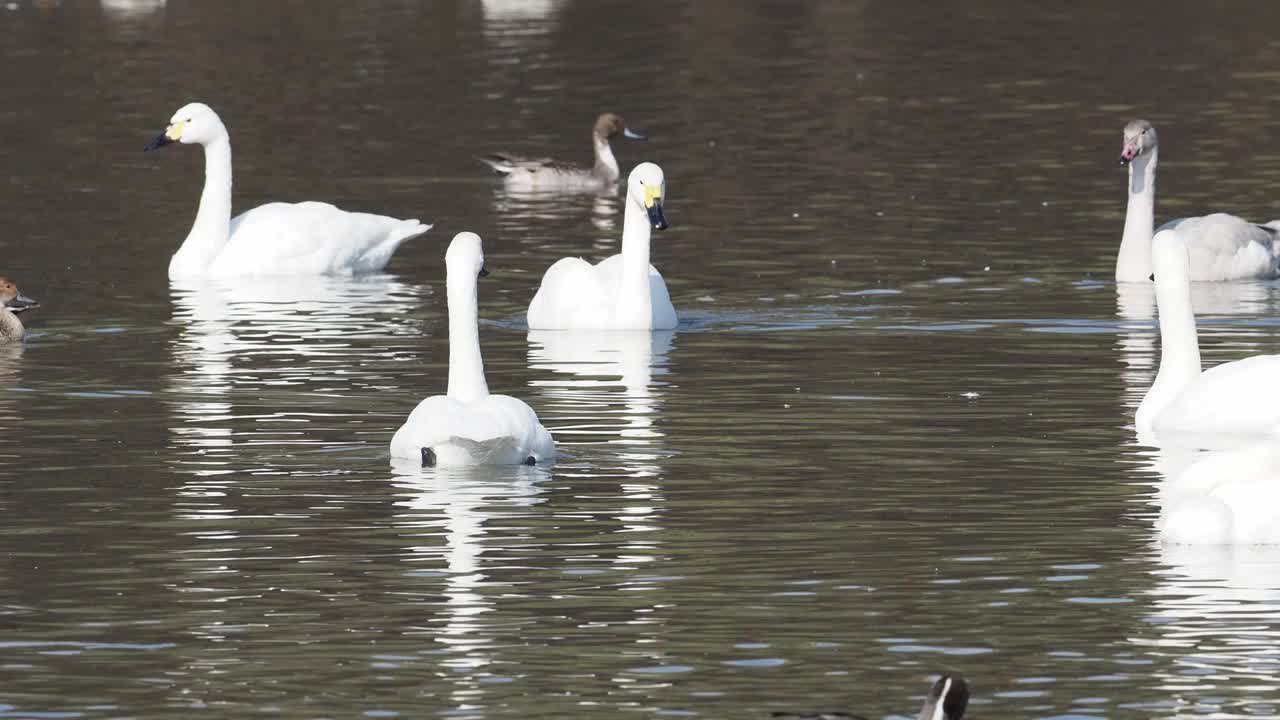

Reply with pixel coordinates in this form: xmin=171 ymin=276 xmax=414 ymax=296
xmin=1136 ymin=229 xmax=1280 ymax=439
xmin=1160 ymin=441 xmax=1280 ymax=545
xmin=527 ymin=162 xmax=677 ymax=330
xmin=390 ymin=232 xmax=555 ymax=467
xmin=1116 ymin=120 xmax=1279 ymax=282
xmin=146 ymin=102 xmax=431 ymax=279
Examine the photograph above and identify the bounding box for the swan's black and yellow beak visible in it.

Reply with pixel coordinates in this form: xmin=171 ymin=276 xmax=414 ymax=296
xmin=144 ymin=120 xmax=186 ymax=151
xmin=644 ymin=184 xmax=669 ymax=230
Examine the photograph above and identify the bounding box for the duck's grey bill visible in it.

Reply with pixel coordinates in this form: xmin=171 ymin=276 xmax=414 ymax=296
xmin=623 ymin=127 xmax=647 ymax=141
xmin=7 ymin=294 xmax=37 ymax=312
xmin=647 ymin=203 xmax=669 ymax=230
xmin=144 ymin=133 xmax=174 ymax=151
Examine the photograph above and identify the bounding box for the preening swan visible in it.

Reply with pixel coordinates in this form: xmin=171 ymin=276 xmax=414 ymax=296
xmin=1117 ymin=119 xmax=1279 ymax=282
xmin=390 ymin=232 xmax=555 ymax=467
xmin=1135 ymin=229 xmax=1280 ymax=438
xmin=771 ymin=673 xmax=969 ymax=720
xmin=1159 ymin=441 xmax=1280 ymax=545
xmin=0 ymin=278 xmax=38 ymax=344
xmin=477 ymin=112 xmax=646 ymax=191
xmin=526 ymin=162 xmax=676 ymax=330
xmin=145 ymin=102 xmax=431 ymax=279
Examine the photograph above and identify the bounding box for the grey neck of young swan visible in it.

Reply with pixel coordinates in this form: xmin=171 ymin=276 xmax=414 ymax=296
xmin=1116 ymin=148 xmax=1157 ymax=282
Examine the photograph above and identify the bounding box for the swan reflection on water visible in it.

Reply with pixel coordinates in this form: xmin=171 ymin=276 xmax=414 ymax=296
xmin=166 ymin=275 xmax=426 ymax=473
xmin=389 ymin=463 xmax=547 ymax=673
xmin=1130 ymin=440 xmax=1280 ymax=710
xmin=527 ymin=329 xmax=674 ymax=452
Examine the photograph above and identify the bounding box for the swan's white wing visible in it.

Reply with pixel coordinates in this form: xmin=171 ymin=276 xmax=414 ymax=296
xmin=1170 ymin=213 xmax=1279 ymax=280
xmin=214 ymin=202 xmax=430 ymax=276
xmin=527 ymin=256 xmax=611 ymax=329
xmin=527 ymin=254 xmax=676 ymax=330
xmin=1156 ymin=354 xmax=1280 ymax=437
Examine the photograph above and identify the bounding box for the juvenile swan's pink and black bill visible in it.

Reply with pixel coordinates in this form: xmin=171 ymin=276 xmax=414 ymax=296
xmin=1119 ymin=141 xmax=1139 ymax=166
xmin=623 ymin=127 xmax=647 ymax=141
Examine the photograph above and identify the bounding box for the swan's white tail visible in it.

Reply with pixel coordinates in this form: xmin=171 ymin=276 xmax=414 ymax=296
xmin=358 ymin=219 xmax=432 ymax=273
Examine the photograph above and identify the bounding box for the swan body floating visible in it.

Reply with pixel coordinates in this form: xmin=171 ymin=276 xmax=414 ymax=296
xmin=527 ymin=162 xmax=676 ymax=330
xmin=771 ymin=673 xmax=969 ymax=720
xmin=1117 ymin=119 xmax=1279 ymax=282
xmin=1160 ymin=441 xmax=1280 ymax=544
xmin=390 ymin=232 xmax=555 ymax=467
xmin=1136 ymin=229 xmax=1280 ymax=438
xmin=145 ymin=103 xmax=431 ymax=279
xmin=0 ymin=278 xmax=38 ymax=343
xmin=477 ymin=113 xmax=646 ymax=191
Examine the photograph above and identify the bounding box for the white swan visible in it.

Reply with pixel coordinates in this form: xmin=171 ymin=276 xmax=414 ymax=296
xmin=390 ymin=232 xmax=555 ymax=467
xmin=0 ymin=278 xmax=37 ymax=344
xmin=1136 ymin=229 xmax=1280 ymax=438
xmin=1159 ymin=441 xmax=1280 ymax=544
xmin=526 ymin=162 xmax=676 ymax=330
xmin=1117 ymin=119 xmax=1279 ymax=282
xmin=145 ymin=102 xmax=431 ymax=279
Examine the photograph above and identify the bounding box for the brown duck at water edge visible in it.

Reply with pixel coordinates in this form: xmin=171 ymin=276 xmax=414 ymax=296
xmin=0 ymin=277 xmax=38 ymax=343
xmin=477 ymin=112 xmax=646 ymax=191
xmin=771 ymin=673 xmax=969 ymax=720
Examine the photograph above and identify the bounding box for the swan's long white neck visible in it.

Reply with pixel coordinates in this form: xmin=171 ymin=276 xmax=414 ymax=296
xmin=1117 ymin=148 xmax=1157 ymax=282
xmin=170 ymin=133 xmax=233 ymax=278
xmin=446 ymin=270 xmax=490 ymax=403
xmin=593 ymin=134 xmax=620 ymax=183
xmin=1138 ymin=237 xmax=1201 ymax=429
xmin=616 ymin=196 xmax=654 ymax=329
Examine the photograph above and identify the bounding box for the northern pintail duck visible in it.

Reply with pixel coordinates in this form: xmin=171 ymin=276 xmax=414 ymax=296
xmin=1117 ymin=119 xmax=1280 ymax=282
xmin=0 ymin=278 xmax=38 ymax=343
xmin=144 ymin=102 xmax=431 ymax=279
xmin=772 ymin=673 xmax=969 ymax=720
xmin=477 ymin=112 xmax=646 ymax=191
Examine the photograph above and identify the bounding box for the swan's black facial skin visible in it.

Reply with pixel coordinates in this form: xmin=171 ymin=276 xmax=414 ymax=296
xmin=523 ymin=456 xmax=537 ymax=466
xmin=421 ymin=447 xmax=437 ymax=467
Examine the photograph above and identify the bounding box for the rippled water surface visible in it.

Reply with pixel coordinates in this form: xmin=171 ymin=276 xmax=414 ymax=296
xmin=4 ymin=1 xmax=1280 ymax=718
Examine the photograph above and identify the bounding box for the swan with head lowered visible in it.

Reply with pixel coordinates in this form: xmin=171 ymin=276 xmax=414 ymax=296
xmin=391 ymin=232 xmax=555 ymax=467
xmin=526 ymin=162 xmax=676 ymax=330
xmin=145 ymin=102 xmax=431 ymax=279
xmin=1136 ymin=229 xmax=1280 ymax=439
xmin=1117 ymin=119 xmax=1279 ymax=282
